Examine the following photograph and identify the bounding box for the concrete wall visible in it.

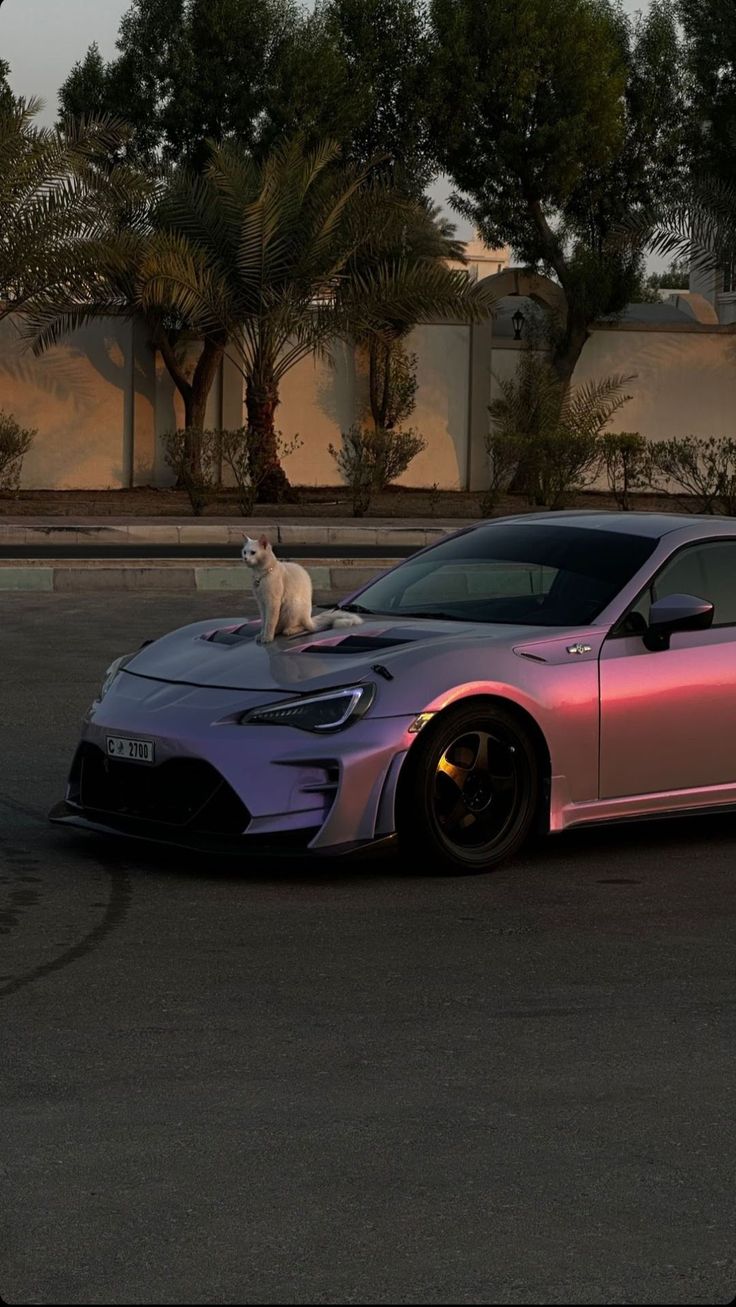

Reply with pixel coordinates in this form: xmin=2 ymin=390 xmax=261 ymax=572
xmin=0 ymin=315 xmax=136 ymax=490
xmin=575 ymin=326 xmax=736 ymax=443
xmin=273 ymin=324 xmax=472 ymax=489
xmin=476 ymin=325 xmax=736 ymax=492
xmin=5 ymin=306 xmax=736 ymax=492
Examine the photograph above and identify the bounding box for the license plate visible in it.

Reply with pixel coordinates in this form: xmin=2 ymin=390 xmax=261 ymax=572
xmin=106 ymin=735 xmax=155 ymax=765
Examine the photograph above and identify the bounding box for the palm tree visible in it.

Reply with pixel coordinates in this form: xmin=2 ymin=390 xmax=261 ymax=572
xmin=0 ymin=99 xmax=139 ymax=337
xmin=137 ymin=135 xmax=497 ymax=500
xmin=22 ymin=149 xmax=225 ymax=475
xmin=488 ymin=350 xmax=633 ymax=507
xmin=345 ymin=197 xmax=467 ymax=431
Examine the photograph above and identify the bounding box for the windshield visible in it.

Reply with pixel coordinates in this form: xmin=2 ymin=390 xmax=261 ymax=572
xmin=347 ymin=523 xmax=657 ymax=627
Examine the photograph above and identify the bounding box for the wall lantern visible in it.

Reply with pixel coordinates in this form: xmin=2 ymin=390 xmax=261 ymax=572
xmin=512 ymin=308 xmax=525 ymax=341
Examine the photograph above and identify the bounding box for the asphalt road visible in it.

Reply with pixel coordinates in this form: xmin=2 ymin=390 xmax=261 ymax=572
xmin=1 ymin=593 xmax=735 ymax=1306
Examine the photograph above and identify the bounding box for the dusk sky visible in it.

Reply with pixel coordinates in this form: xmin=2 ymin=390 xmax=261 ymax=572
xmin=0 ymin=0 xmax=659 ymax=249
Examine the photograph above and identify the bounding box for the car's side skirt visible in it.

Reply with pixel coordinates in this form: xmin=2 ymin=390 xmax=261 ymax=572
xmin=552 ymin=777 xmax=736 ymax=833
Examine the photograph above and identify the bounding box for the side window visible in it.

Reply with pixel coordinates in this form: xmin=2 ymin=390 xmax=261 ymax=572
xmin=615 ymin=540 xmax=736 ymax=634
xmin=697 ymin=542 xmax=736 ymax=625
xmin=652 ymin=546 xmax=709 ymax=608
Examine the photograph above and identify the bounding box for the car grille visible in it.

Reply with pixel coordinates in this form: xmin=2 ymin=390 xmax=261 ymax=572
xmin=70 ymin=743 xmax=250 ymax=835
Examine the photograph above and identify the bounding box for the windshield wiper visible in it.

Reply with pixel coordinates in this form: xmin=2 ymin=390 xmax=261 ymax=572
xmin=393 ymin=610 xmax=467 ymax=623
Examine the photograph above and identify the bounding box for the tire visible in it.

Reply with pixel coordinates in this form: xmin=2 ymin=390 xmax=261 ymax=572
xmin=398 ymin=702 xmax=540 ymax=875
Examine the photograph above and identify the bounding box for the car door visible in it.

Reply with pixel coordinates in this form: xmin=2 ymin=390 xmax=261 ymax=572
xmin=599 ymin=539 xmax=736 ymax=798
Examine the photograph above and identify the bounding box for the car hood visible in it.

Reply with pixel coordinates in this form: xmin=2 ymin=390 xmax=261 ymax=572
xmin=122 ymin=614 xmax=567 ymax=694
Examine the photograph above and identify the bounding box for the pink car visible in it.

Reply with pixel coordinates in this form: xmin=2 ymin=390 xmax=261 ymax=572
xmin=51 ymin=512 xmax=736 ymax=875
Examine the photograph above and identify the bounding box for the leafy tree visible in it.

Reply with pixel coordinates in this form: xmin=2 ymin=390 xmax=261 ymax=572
xmin=624 ymin=256 xmax=690 ymax=303
xmin=430 ymin=0 xmax=688 ymax=384
xmin=678 ymin=0 xmax=736 ymax=188
xmin=264 ymin=1 xmax=435 ymax=196
xmin=60 ymin=1 xmax=436 ymax=197
xmin=645 ymin=258 xmax=691 ymax=291
xmin=57 ymin=43 xmax=110 ymax=123
xmin=0 ymin=59 xmax=15 ymax=114
xmin=59 ymin=0 xmax=302 ymax=169
xmin=136 ymin=136 xmax=496 ymax=499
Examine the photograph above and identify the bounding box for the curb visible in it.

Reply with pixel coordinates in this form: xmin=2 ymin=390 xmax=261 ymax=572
xmin=0 ymin=559 xmax=399 ymax=593
xmin=0 ymin=518 xmax=466 ymax=549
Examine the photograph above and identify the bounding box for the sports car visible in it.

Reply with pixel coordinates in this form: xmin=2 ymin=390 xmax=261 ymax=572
xmin=50 ymin=511 xmax=736 ymax=874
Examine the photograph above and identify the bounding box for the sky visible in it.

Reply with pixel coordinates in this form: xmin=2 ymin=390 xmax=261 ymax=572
xmin=0 ymin=0 xmax=658 ymax=250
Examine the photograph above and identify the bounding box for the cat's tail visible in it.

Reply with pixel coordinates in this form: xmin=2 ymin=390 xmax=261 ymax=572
xmin=309 ymin=609 xmax=363 ymax=631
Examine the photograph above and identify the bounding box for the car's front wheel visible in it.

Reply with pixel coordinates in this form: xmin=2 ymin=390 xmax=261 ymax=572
xmin=398 ymin=702 xmax=541 ymax=875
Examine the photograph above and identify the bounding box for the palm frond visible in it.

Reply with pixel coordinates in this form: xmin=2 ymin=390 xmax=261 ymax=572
xmin=137 ymin=230 xmax=234 ymax=338
xmin=562 ymin=373 xmax=635 ymax=437
xmin=0 ymin=104 xmax=148 ymax=333
xmin=617 ymin=175 xmax=736 ymax=277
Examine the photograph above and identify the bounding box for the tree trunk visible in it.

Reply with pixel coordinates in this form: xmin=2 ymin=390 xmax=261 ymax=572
xmin=506 ymin=198 xmax=594 ymax=497
xmin=185 ymin=337 xmax=226 ymax=472
xmin=550 ymin=314 xmax=590 ymax=388
xmin=152 ymin=326 xmax=226 ymax=477
xmin=368 ymin=336 xmax=383 ymax=430
xmin=368 ymin=335 xmax=394 ymax=431
xmin=380 ymin=341 xmax=392 ymax=430
xmin=182 ymin=387 xmax=207 ymax=474
xmin=245 ymin=374 xmax=295 ymax=503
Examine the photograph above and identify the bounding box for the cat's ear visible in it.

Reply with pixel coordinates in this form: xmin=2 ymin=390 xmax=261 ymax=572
xmin=258 ymin=534 xmax=270 ymax=549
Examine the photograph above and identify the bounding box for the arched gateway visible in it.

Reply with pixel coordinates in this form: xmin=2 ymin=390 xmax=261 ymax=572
xmin=463 ymin=268 xmax=565 ymax=492
xmin=476 ymin=267 xmax=566 ymax=320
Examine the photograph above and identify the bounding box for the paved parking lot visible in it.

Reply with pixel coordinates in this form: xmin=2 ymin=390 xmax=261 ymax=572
xmin=1 ymin=593 xmax=735 ymax=1305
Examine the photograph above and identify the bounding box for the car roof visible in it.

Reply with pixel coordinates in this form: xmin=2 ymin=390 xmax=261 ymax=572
xmin=477 ymin=511 xmax=736 ymax=540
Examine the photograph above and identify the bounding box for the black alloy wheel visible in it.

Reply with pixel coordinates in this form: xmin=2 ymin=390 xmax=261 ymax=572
xmin=400 ymin=702 xmax=541 ymax=874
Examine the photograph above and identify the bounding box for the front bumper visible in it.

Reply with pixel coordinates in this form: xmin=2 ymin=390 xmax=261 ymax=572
xmin=50 ymin=671 xmax=417 ymax=857
xmin=48 ymin=798 xmax=398 ymax=860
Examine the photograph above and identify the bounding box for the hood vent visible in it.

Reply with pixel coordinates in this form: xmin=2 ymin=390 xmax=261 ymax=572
xmin=204 ymin=624 xmax=257 ymax=645
xmin=300 ymin=634 xmax=410 ymax=655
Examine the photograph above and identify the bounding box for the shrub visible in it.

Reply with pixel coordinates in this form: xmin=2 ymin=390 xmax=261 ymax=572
xmin=427 ymin=481 xmax=441 ymax=516
xmin=329 ymin=426 xmax=374 ymax=516
xmin=220 ymin=427 xmax=302 ymax=516
xmin=0 ymin=411 xmax=35 ymax=493
xmin=484 ymin=426 xmax=601 ymax=510
xmin=162 ymin=427 xmax=220 ymax=515
xmin=601 ymin=431 xmax=649 ymax=510
xmin=329 ymin=425 xmax=427 ymax=516
xmin=373 ymin=426 xmax=426 ymax=488
xmin=369 ymin=340 xmax=419 ymax=431
xmin=648 ymin=436 xmax=736 ymax=514
xmin=164 ymin=426 xmax=303 ymax=515
xmin=533 ymin=426 xmax=602 ymax=509
xmin=482 ymin=430 xmax=529 ymax=513
xmin=486 ymin=354 xmax=633 ymax=508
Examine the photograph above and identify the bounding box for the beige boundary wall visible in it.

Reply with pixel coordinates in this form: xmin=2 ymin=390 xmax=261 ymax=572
xmin=4 ymin=284 xmax=736 ymax=493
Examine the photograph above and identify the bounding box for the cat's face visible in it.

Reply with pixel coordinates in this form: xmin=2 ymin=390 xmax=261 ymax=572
xmin=241 ymin=535 xmax=271 ymax=567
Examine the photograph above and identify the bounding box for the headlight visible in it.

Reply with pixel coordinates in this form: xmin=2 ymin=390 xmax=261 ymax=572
xmin=241 ymin=683 xmax=376 ymax=733
xmin=98 ymin=653 xmax=135 ymax=701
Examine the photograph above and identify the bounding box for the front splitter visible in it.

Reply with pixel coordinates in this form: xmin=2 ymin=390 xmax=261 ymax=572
xmin=49 ymin=799 xmax=397 ymax=862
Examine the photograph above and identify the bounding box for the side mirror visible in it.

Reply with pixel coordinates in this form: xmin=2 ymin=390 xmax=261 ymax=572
xmin=643 ymin=593 xmax=714 ymax=651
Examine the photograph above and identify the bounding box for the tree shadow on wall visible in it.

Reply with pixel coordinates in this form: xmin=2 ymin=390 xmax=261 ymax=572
xmin=0 ymin=326 xmax=95 ymax=409
xmin=314 ymin=338 xmax=367 ymax=435
xmin=0 ymin=316 xmax=161 ymax=488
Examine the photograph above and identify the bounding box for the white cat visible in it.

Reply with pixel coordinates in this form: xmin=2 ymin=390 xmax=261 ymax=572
xmin=241 ymin=535 xmax=363 ymax=645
